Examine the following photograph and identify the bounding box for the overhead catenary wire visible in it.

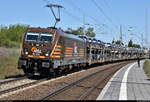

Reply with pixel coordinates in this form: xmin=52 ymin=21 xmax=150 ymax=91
xmin=42 ymin=0 xmax=83 ymax=24
xmin=42 ymin=0 xmax=50 ymax=4
xmin=42 ymin=0 xmax=115 ymax=40
xmin=63 ymin=9 xmax=83 ymax=23
xmin=64 ymin=0 xmax=117 ymax=41
xmin=91 ymin=0 xmax=124 ymax=43
xmin=102 ymin=0 xmax=121 ymax=25
xmin=65 ymin=0 xmax=114 ymax=34
xmin=42 ymin=0 xmax=111 ymax=29
xmin=66 ymin=0 xmax=103 ymax=25
xmin=91 ymin=0 xmax=118 ymax=30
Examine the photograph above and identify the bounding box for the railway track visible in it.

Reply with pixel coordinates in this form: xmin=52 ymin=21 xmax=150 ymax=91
xmin=0 ymin=76 xmax=49 ymax=96
xmin=39 ymin=61 xmax=131 ymax=100
xmin=0 ymin=76 xmax=27 ymax=86
xmin=78 ymin=66 xmax=119 ymax=100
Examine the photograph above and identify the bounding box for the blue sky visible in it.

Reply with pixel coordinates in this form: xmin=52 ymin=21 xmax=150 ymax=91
xmin=0 ymin=0 xmax=150 ymax=47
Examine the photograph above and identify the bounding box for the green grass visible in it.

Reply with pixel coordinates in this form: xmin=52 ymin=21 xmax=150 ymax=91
xmin=0 ymin=48 xmax=24 ymax=80
xmin=143 ymin=60 xmax=150 ymax=78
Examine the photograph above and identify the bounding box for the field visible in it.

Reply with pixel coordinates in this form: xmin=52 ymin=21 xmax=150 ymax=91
xmin=0 ymin=47 xmax=24 ymax=80
xmin=143 ymin=60 xmax=150 ymax=78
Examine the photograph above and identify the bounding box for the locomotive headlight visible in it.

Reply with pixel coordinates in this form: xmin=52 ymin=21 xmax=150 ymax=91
xmin=25 ymin=51 xmax=28 ymax=55
xmin=45 ymin=50 xmax=50 ymax=57
xmin=24 ymin=48 xmax=28 ymax=55
xmin=45 ymin=53 xmax=49 ymax=57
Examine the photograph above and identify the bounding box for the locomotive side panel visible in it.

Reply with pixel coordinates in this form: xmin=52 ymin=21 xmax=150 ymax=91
xmin=50 ymin=32 xmax=87 ymax=69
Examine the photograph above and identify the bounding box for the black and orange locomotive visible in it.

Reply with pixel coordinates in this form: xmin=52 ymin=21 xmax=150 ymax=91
xmin=18 ymin=27 xmax=87 ymax=76
xmin=18 ymin=27 xmax=149 ymax=76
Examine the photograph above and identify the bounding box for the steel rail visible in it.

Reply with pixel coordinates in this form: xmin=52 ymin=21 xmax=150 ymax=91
xmin=0 ymin=76 xmax=29 ymax=86
xmin=0 ymin=77 xmax=48 ymax=96
xmin=77 ymin=66 xmax=120 ymax=100
xmin=39 ymin=61 xmax=130 ymax=100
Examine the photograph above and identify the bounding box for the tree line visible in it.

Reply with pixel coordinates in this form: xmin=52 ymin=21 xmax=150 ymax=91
xmin=112 ymin=39 xmax=141 ymax=48
xmin=0 ymin=24 xmax=28 ymax=47
xmin=128 ymin=40 xmax=141 ymax=48
xmin=0 ymin=25 xmax=95 ymax=48
xmin=67 ymin=27 xmax=141 ymax=48
xmin=0 ymin=24 xmax=141 ymax=48
xmin=65 ymin=27 xmax=95 ymax=37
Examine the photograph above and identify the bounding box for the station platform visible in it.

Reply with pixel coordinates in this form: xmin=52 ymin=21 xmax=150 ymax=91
xmin=97 ymin=60 xmax=150 ymax=100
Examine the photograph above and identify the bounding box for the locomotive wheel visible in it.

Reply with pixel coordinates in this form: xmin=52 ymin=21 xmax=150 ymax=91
xmin=64 ymin=68 xmax=69 ymax=75
xmin=74 ymin=64 xmax=80 ymax=71
xmin=79 ymin=64 xmax=84 ymax=70
xmin=51 ymin=71 xmax=56 ymax=78
xmin=54 ymin=69 xmax=61 ymax=77
xmin=49 ymin=69 xmax=56 ymax=78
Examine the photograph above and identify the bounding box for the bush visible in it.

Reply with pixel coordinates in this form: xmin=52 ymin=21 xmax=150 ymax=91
xmin=0 ymin=55 xmax=24 ymax=80
xmin=143 ymin=60 xmax=150 ymax=78
xmin=0 ymin=24 xmax=28 ymax=48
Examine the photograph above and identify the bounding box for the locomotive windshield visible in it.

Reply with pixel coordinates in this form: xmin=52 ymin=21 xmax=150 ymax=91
xmin=40 ymin=34 xmax=53 ymax=43
xmin=26 ymin=32 xmax=39 ymax=42
xmin=26 ymin=32 xmax=53 ymax=43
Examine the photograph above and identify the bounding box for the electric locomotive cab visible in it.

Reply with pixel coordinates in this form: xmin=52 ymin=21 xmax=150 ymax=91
xmin=18 ymin=27 xmax=87 ymax=76
xmin=18 ymin=27 xmax=56 ymax=76
xmin=23 ymin=31 xmax=53 ymax=57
